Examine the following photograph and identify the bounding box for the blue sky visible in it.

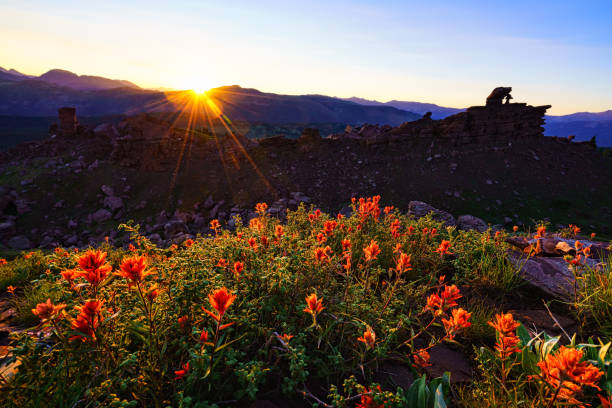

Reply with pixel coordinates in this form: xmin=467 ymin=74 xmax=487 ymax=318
xmin=1 ymin=0 xmax=611 ymax=114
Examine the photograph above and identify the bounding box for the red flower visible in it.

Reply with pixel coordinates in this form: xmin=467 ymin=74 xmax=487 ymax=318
xmin=395 ymin=252 xmax=412 ymax=275
xmin=116 ymin=255 xmax=154 ymax=285
xmin=146 ymin=284 xmax=159 ymax=301
xmin=323 ymin=220 xmax=337 ymax=235
xmin=316 ymin=232 xmax=327 ymax=244
xmin=412 ymin=349 xmax=432 ymax=369
xmin=6 ymin=285 xmax=16 ymax=295
xmin=442 ymin=308 xmax=471 ymax=340
xmin=210 ymin=219 xmax=220 ymax=230
xmin=342 ymin=239 xmax=352 ymax=251
xmin=248 ymin=237 xmax=258 ymax=250
xmin=255 ymin=202 xmax=268 ymax=214
xmin=275 ymin=225 xmax=284 ymax=239
xmin=314 ymin=246 xmax=332 ymax=263
xmin=233 ymin=261 xmax=244 ymax=279
xmin=435 ymin=240 xmax=453 ymax=257
xmin=303 ymin=293 xmax=324 ymax=316
xmin=535 ymin=225 xmax=547 ymax=239
xmin=174 ymin=362 xmax=190 ymax=380
xmin=202 ymin=287 xmax=236 ymax=322
xmin=535 ymin=346 xmax=604 ymax=406
xmin=199 ymin=330 xmax=209 ymax=343
xmin=76 ymin=250 xmax=112 ymax=286
xmin=183 ymin=239 xmax=194 ymax=247
xmin=425 ymin=294 xmax=443 ymax=315
xmin=356 ymin=385 xmax=385 ymax=408
xmin=488 ymin=313 xmax=521 ymax=359
xmin=357 ymin=328 xmax=376 ymax=349
xmin=178 ymin=315 xmax=189 ymax=331
xmin=0 ymin=258 xmax=6 ymax=265
xmin=32 ymin=298 xmax=66 ymax=323
xmin=363 ymin=240 xmax=380 ymax=262
xmin=440 ymin=284 xmax=461 ymax=308
xmin=216 ymin=258 xmax=228 ymax=268
xmin=71 ymin=299 xmax=104 ymax=342
xmin=61 ymin=269 xmax=79 ymax=284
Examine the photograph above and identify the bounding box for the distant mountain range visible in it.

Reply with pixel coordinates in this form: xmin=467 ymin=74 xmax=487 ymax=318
xmin=343 ymin=97 xmax=464 ymax=119
xmin=0 ymin=66 xmax=611 ymax=146
xmin=0 ymin=67 xmax=139 ymax=90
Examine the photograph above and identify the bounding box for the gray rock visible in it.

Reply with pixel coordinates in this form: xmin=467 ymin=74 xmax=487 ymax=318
xmin=203 ymin=195 xmax=214 ymax=209
xmin=92 ymin=209 xmax=112 ymax=223
xmin=20 ymin=179 xmax=33 ymax=186
xmin=103 ymin=196 xmax=124 ymax=211
xmin=0 ymin=220 xmax=16 ymax=237
xmin=100 ymin=185 xmax=114 ymax=196
xmin=503 ymin=216 xmax=513 ymax=224
xmin=408 ymin=201 xmax=456 ymax=226
xmin=8 ymin=235 xmax=31 ymax=250
xmin=164 ymin=220 xmax=186 ymax=236
xmin=507 ymin=251 xmax=601 ymax=300
xmin=67 ymin=219 xmax=78 ymax=229
xmin=457 ymin=215 xmax=488 ymax=232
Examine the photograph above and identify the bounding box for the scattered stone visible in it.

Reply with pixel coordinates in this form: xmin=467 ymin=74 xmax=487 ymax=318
xmin=457 ymin=215 xmax=488 ymax=232
xmin=7 ymin=235 xmax=32 ymax=250
xmin=91 ymin=209 xmax=112 ymax=223
xmin=100 ymin=185 xmax=114 ymax=196
xmin=103 ymin=196 xmax=124 ymax=211
xmin=408 ymin=201 xmax=456 ymax=226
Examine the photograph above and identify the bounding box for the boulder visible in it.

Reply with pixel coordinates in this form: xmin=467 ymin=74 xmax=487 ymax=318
xmin=91 ymin=209 xmax=112 ymax=223
xmin=7 ymin=235 xmax=32 ymax=250
xmin=164 ymin=220 xmax=187 ymax=236
xmin=0 ymin=220 xmax=16 ymax=237
xmin=103 ymin=196 xmax=124 ymax=211
xmin=408 ymin=201 xmax=456 ymax=226
xmin=457 ymin=215 xmax=488 ymax=232
xmin=507 ymin=250 xmax=601 ymax=300
xmin=100 ymin=185 xmax=114 ymax=196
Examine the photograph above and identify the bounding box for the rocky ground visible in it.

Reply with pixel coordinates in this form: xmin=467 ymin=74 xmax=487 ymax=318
xmin=0 ymin=112 xmax=611 ymax=253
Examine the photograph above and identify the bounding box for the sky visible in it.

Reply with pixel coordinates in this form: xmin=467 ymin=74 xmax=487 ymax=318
xmin=1 ymin=0 xmax=612 ymax=114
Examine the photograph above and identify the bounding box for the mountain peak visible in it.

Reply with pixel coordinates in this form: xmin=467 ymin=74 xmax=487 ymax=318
xmin=37 ymin=68 xmax=140 ymax=90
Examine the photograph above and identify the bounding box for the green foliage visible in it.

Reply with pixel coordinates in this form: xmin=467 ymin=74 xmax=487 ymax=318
xmin=1 ymin=198 xmax=609 ymax=406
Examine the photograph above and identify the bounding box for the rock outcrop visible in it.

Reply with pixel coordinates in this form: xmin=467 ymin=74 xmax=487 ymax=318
xmin=330 ymin=88 xmax=552 ymax=148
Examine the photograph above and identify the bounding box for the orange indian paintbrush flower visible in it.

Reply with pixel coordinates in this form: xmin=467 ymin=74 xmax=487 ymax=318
xmin=275 ymin=225 xmax=284 ymax=239
xmin=233 ymin=261 xmax=244 ymax=279
xmin=76 ymin=249 xmax=112 ymax=286
xmin=32 ymin=298 xmax=66 ymax=323
xmin=303 ymin=293 xmax=324 ymax=316
xmin=314 ymin=246 xmax=332 ymax=263
xmin=202 ymin=287 xmax=236 ymax=322
xmin=210 ymin=219 xmax=220 ymax=230
xmin=174 ymin=362 xmax=189 ymax=380
xmin=435 ymin=240 xmax=453 ymax=257
xmin=535 ymin=346 xmax=604 ymax=407
xmin=255 ymin=202 xmax=268 ymax=214
xmin=442 ymin=308 xmax=471 ymax=340
xmin=71 ymin=299 xmax=103 ymax=341
xmin=116 ymin=255 xmax=154 ymax=285
xmin=440 ymin=284 xmax=461 ymax=308
xmin=488 ymin=313 xmax=521 ymax=359
xmin=395 ymin=252 xmax=412 ymax=275
xmin=357 ymin=327 xmax=376 ymax=349
xmin=412 ymin=349 xmax=432 ymax=369
xmin=363 ymin=240 xmax=380 ymax=262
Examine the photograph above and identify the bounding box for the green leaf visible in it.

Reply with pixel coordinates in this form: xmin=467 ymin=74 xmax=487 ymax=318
xmin=433 ymin=383 xmax=447 ymax=408
xmin=599 ymin=342 xmax=611 ymax=363
xmin=517 ymin=323 xmax=531 ymax=346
